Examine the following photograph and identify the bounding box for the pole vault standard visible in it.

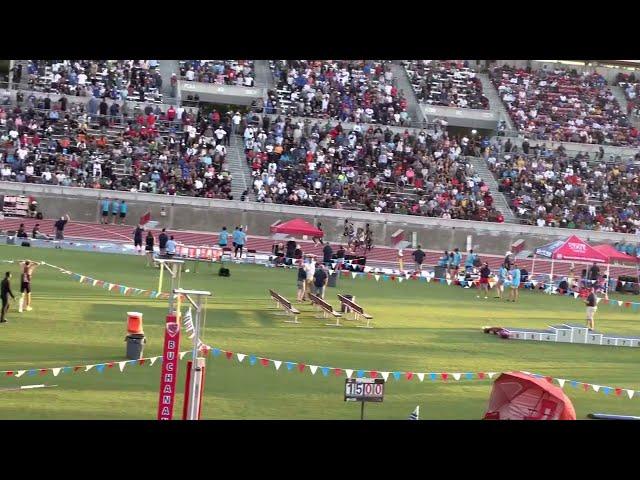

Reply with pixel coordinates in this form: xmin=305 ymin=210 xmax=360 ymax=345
xmin=174 ymin=288 xmax=212 ymax=421
xmin=155 ymin=259 xmax=184 ymax=314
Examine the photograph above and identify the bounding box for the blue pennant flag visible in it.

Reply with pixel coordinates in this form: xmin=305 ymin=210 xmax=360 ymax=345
xmin=28 ymin=369 xmax=37 ymax=376
xmin=249 ymin=355 xmax=257 ymax=366
xmin=96 ymin=364 xmax=106 ymax=373
xmin=321 ymin=367 xmax=329 ymax=376
xmin=439 ymin=278 xmax=445 ymax=285
xmin=62 ymin=367 xmax=72 ymax=374
xmin=633 ymin=304 xmax=639 ymax=312
xmin=150 ymin=291 xmax=157 ymax=297
xmin=465 ymin=372 xmax=474 ymax=380
xmin=430 ymin=373 xmax=437 ymax=381
xmin=570 ymin=380 xmax=578 ymax=388
xmin=419 ymin=276 xmax=426 ymax=282
xmin=212 ymin=348 xmax=221 ymax=357
xmin=286 ymin=362 xmax=295 ymax=371
xmin=602 ymin=387 xmax=611 ymax=395
xmin=104 ymin=282 xmax=110 ymax=289
xmin=127 ymin=360 xmax=137 ymax=366
xmin=356 ymin=369 xmax=365 ymax=378
xmin=72 ymin=274 xmax=81 ymax=280
xmin=120 ymin=286 xmax=126 ymax=295
xmin=382 ymin=275 xmax=389 ymax=282
xmin=393 ymin=371 xmax=401 ymax=380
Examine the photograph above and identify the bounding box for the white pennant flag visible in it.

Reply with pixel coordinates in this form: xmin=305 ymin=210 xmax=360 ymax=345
xmin=398 ymin=277 xmax=403 ymax=283
xmin=274 ymin=360 xmax=282 ymax=371
xmin=118 ymin=361 xmax=127 ymax=372
xmin=85 ymin=365 xmax=95 ymax=372
xmin=92 ymin=280 xmax=98 ymax=287
xmin=417 ymin=373 xmax=425 ymax=382
xmin=621 ymin=281 xmax=626 ymax=286
xmin=182 ymin=308 xmax=195 ymax=339
xmin=447 ymin=279 xmax=452 ymax=286
xmin=487 ymin=372 xmax=497 ymax=379
xmin=453 ymin=373 xmax=461 ymax=381
xmin=149 ymin=356 xmax=158 ymax=366
xmin=15 ymin=370 xmax=25 ymax=378
xmin=557 ymin=378 xmax=566 ymax=388
xmin=179 ymin=351 xmax=188 ymax=360
xmin=618 ymin=300 xmax=624 ymax=307
xmin=351 ymin=272 xmax=358 ymax=279
xmin=596 ymin=297 xmax=602 ymax=304
xmin=592 ymin=384 xmax=601 ymax=392
xmin=345 ymin=369 xmax=353 ymax=379
xmin=381 ymin=372 xmax=390 ymax=381
xmin=426 ymin=276 xmax=432 ymax=283
xmin=374 ymin=274 xmax=380 ymax=282
xmin=573 ymin=292 xmax=580 ymax=299
xmin=626 ymin=389 xmax=635 ymax=399
xmin=237 ymin=353 xmax=246 ymax=363
xmin=309 ymin=365 xmax=318 ymax=375
xmin=531 ymin=280 xmax=538 ymax=287
xmin=52 ymin=368 xmax=61 ymax=377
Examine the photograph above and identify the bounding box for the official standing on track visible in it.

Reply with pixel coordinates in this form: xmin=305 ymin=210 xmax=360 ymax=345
xmin=1 ymin=272 xmax=15 ymax=323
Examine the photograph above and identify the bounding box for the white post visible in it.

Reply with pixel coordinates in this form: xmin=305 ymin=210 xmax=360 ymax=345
xmin=187 ymin=357 xmax=205 ymax=420
xmin=466 ymin=235 xmax=472 ymax=253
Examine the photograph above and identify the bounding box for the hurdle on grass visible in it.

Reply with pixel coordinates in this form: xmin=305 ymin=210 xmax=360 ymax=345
xmin=174 ymin=288 xmax=211 ymax=420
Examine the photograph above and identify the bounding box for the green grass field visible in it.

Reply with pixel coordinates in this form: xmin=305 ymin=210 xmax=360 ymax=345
xmin=0 ymin=244 xmax=638 ymax=419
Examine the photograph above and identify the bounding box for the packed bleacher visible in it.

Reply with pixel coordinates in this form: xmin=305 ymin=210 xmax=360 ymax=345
xmin=19 ymin=60 xmax=164 ymax=104
xmin=616 ymin=72 xmax=640 ymax=117
xmin=0 ymin=94 xmax=235 ymax=199
xmin=487 ymin=137 xmax=640 ymax=232
xmin=266 ymin=60 xmax=410 ymax=126
xmin=403 ymin=60 xmax=489 ymax=110
xmin=179 ymin=60 xmax=255 ymax=87
xmin=490 ymin=65 xmax=638 ymax=146
xmin=243 ymin=115 xmax=504 ymax=222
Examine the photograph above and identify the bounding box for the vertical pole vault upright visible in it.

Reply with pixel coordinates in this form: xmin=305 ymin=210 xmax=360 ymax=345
xmin=156 ymin=259 xmax=184 ymax=314
xmin=175 ymin=288 xmax=212 ymax=421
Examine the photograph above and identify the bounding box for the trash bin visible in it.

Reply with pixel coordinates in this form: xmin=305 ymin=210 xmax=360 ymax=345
xmin=341 ymin=294 xmax=355 ymax=313
xmin=125 ymin=334 xmax=146 ymax=360
xmin=328 ymin=271 xmax=338 ymax=288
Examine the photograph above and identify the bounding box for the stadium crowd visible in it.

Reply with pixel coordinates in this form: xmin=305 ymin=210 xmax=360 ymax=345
xmin=266 ymin=60 xmax=410 ymax=126
xmin=616 ymin=71 xmax=640 ymax=117
xmin=0 ymin=93 xmax=235 ymax=199
xmin=487 ymin=137 xmax=640 ymax=233
xmin=403 ymin=60 xmax=489 ymax=110
xmin=17 ymin=60 xmax=164 ymax=103
xmin=243 ymin=115 xmax=504 ymax=222
xmin=180 ymin=60 xmax=255 ymax=86
xmin=490 ymin=65 xmax=638 ymax=146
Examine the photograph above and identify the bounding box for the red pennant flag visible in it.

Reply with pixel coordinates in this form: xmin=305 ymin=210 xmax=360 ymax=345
xmin=545 ymin=376 xmax=553 ymax=383
xmin=406 ymin=372 xmax=414 ymax=380
xmin=107 ymin=363 xmax=114 ymax=369
xmin=225 ymin=351 xmax=233 ymax=360
xmin=367 ymin=273 xmax=372 ymax=279
xmin=39 ymin=369 xmax=48 ymax=376
xmin=369 ymin=371 xmax=378 ymax=379
xmin=260 ymin=358 xmax=270 ymax=367
xmin=73 ymin=366 xmax=83 ymax=372
xmin=441 ymin=373 xmax=449 ymax=381
xmin=334 ymin=368 xmax=342 ymax=377
xmin=297 ymin=363 xmax=306 ymax=372
xmin=390 ymin=275 xmax=396 ymax=281
xmin=624 ymin=302 xmax=632 ymax=308
xmin=478 ymin=372 xmax=486 ymax=379
xmin=138 ymin=359 xmax=146 ymax=366
xmin=603 ymin=299 xmax=609 ymax=305
xmin=615 ymin=388 xmax=622 ymax=396
xmin=582 ymin=383 xmax=589 ymax=391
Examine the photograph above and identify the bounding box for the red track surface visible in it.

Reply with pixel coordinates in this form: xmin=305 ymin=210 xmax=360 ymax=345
xmin=1 ymin=217 xmax=637 ymax=279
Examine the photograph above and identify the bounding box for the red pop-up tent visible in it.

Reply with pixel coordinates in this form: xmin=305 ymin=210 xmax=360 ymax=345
xmin=484 ymin=372 xmax=576 ymax=420
xmin=592 ymin=244 xmax=640 ymax=265
xmin=270 ymin=218 xmax=323 ymax=238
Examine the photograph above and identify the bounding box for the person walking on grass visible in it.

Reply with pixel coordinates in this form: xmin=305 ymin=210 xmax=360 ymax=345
xmin=296 ymin=261 xmax=307 ymax=302
xmin=508 ymin=262 xmax=521 ymax=302
xmin=18 ymin=260 xmax=39 ymax=313
xmin=133 ymin=225 xmax=144 ymax=254
xmin=495 ymin=263 xmax=508 ymax=299
xmin=477 ymin=262 xmax=491 ymax=299
xmin=313 ymin=263 xmax=329 ymax=299
xmin=0 ymin=272 xmax=15 ymax=323
xmin=233 ymin=227 xmax=246 ymax=258
xmin=412 ymin=245 xmax=425 ymax=273
xmin=145 ymin=230 xmax=155 ymax=267
xmin=54 ymin=214 xmax=70 ymax=248
xmin=585 ymin=286 xmax=597 ymax=330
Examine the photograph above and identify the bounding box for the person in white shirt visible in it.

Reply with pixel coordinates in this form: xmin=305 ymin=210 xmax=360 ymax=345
xmin=185 ymin=69 xmax=195 ymax=81
xmin=214 ymin=127 xmax=227 ymax=143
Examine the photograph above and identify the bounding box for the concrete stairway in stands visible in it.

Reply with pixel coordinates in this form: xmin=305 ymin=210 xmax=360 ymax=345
xmin=467 ymin=156 xmax=517 ymax=223
xmin=254 ymin=60 xmax=273 ymax=90
xmin=391 ymin=61 xmax=425 ymax=126
xmin=227 ymin=134 xmax=253 ymax=201
xmin=477 ymin=72 xmax=515 ymax=131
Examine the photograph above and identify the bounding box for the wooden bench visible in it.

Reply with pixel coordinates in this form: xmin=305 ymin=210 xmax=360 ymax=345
xmin=269 ymin=289 xmax=301 ymax=324
xmin=337 ymin=294 xmax=373 ymax=328
xmin=308 ymin=293 xmax=342 ymax=327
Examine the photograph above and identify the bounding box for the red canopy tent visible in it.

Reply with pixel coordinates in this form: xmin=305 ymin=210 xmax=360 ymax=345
xmin=592 ymin=244 xmax=640 ymax=265
xmin=484 ymin=372 xmax=576 ymax=420
xmin=270 ymin=218 xmax=323 ymax=238
xmin=532 ymin=235 xmax=608 ymax=281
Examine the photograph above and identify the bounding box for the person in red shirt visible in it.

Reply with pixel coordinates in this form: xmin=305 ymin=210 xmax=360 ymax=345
xmin=167 ymin=106 xmax=176 ymax=122
xmin=147 ymin=113 xmax=156 ymax=128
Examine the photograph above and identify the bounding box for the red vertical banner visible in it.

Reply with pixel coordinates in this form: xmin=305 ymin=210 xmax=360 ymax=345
xmin=157 ymin=314 xmax=181 ymax=420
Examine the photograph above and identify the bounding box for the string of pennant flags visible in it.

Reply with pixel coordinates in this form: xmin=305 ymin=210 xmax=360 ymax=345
xmin=1 ymin=344 xmax=638 ymax=400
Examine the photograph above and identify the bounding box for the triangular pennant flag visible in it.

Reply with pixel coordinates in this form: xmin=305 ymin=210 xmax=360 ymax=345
xmin=573 ymin=292 xmax=580 ymax=299
xmin=118 ymin=361 xmax=127 ymax=372
xmin=487 ymin=372 xmax=496 ymax=379
xmin=441 ymin=373 xmax=449 ymax=381
xmin=237 ymin=353 xmax=246 ymax=363
xmin=626 ymin=389 xmax=635 ymax=399
xmin=79 ymin=275 xmax=85 ymax=283
xmin=309 ymin=365 xmax=318 ymax=375
xmin=398 ymin=277 xmax=403 ymax=283
xmin=321 ymin=367 xmax=329 ymax=376
xmin=334 ymin=368 xmax=342 ymax=377
xmin=96 ymin=364 xmax=106 ymax=373
xmin=557 ymin=378 xmax=566 ymax=388
xmin=351 ymin=272 xmax=358 ymax=279
xmin=465 ymin=372 xmax=474 ymax=380
xmin=179 ymin=351 xmax=188 ymax=360
xmin=52 ymin=368 xmax=61 ymax=377
xmin=374 ymin=274 xmax=380 ymax=282
xmin=120 ymin=286 xmax=126 ymax=295
xmin=393 ymin=371 xmax=401 ymax=380
xmin=92 ymin=280 xmax=98 ymax=287
xmin=426 ymin=276 xmax=432 ymax=283
xmin=451 ymin=373 xmax=460 ymax=381
xmin=138 ymin=359 xmax=146 ymax=366
xmin=149 ymin=356 xmax=159 ymax=366
xmin=602 ymin=387 xmax=611 ymax=395
xmin=447 ymin=279 xmax=452 ymax=286
xmin=417 ymin=373 xmax=425 ymax=382
xmin=212 ymin=348 xmax=221 ymax=357
xmin=15 ymin=370 xmax=25 ymax=378
xmin=430 ymin=373 xmax=437 ymax=381
xmin=356 ymin=370 xmax=365 ymax=378
xmin=615 ymin=388 xmax=622 ymax=397
xmin=286 ymin=362 xmax=295 ymax=371
xmin=85 ymin=365 xmax=95 ymax=372
xmin=621 ymin=281 xmax=626 ymax=286
xmin=345 ymin=369 xmax=353 ymax=379
xmin=618 ymin=300 xmax=624 ymax=307
xmin=381 ymin=372 xmax=390 ymax=381
xmin=260 ymin=358 xmax=270 ymax=367
xmin=297 ymin=363 xmax=306 ymax=372
xmin=225 ymin=351 xmax=234 ymax=360
xmin=570 ymin=380 xmax=578 ymax=388
xmin=249 ymin=355 xmax=257 ymax=366
xmin=369 ymin=371 xmax=378 ymax=379
xmin=406 ymin=372 xmax=414 ymax=380
xmin=478 ymin=372 xmax=486 ymax=379
xmin=592 ymin=384 xmax=601 ymax=392
xmin=274 ymin=360 xmax=282 ymax=371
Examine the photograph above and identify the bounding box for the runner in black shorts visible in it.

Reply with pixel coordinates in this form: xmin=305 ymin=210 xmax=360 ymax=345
xmin=19 ymin=260 xmax=39 ymax=312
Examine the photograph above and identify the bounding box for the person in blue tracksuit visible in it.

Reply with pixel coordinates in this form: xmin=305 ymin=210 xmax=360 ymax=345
xmin=508 ymin=263 xmax=521 ymax=302
xmin=101 ymin=198 xmax=110 ymax=224
xmin=233 ymin=227 xmax=246 ymax=258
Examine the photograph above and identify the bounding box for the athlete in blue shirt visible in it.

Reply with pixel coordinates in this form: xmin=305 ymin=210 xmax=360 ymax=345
xmin=508 ymin=264 xmax=521 ymax=302
xmin=119 ymin=200 xmax=128 ymax=225
xmin=232 ymin=227 xmax=246 ymax=258
xmin=218 ymin=226 xmax=229 ymax=248
xmin=464 ymin=250 xmax=477 ymax=271
xmin=101 ymin=198 xmax=110 ymax=224
xmin=496 ymin=264 xmax=508 ymax=299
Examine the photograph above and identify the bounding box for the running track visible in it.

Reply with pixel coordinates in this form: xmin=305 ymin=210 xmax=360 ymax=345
xmin=1 ymin=217 xmax=637 ymax=280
